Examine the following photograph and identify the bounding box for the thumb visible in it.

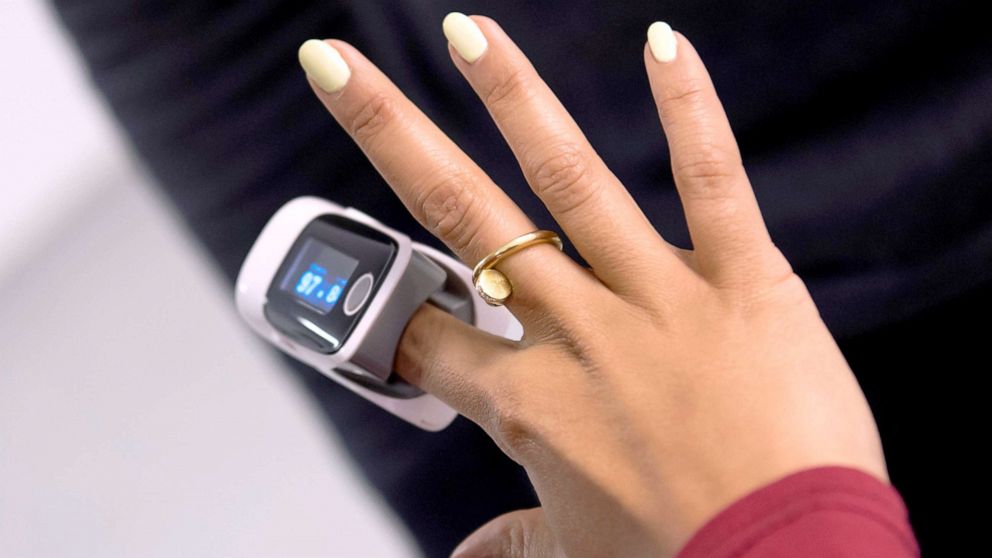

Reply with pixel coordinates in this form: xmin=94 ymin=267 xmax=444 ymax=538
xmin=451 ymin=507 xmax=565 ymax=558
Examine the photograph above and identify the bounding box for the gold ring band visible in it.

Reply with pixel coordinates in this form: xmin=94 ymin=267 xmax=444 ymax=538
xmin=472 ymin=230 xmax=563 ymax=306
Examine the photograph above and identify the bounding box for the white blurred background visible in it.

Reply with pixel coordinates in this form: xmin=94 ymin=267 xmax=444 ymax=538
xmin=0 ymin=2 xmax=418 ymax=556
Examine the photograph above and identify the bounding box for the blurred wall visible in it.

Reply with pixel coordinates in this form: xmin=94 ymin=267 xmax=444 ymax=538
xmin=0 ymin=2 xmax=417 ymax=556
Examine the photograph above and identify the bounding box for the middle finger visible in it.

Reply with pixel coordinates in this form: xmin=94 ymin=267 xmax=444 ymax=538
xmin=298 ymin=38 xmax=593 ymax=321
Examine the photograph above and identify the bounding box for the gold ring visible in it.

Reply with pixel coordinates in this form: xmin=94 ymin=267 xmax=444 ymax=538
xmin=472 ymin=230 xmax=563 ymax=306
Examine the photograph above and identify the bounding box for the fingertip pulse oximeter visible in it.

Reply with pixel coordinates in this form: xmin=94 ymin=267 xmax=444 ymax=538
xmin=235 ymin=197 xmax=521 ymax=431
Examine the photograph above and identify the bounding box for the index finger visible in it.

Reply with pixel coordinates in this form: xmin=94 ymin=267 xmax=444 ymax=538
xmin=396 ymin=303 xmax=514 ymax=427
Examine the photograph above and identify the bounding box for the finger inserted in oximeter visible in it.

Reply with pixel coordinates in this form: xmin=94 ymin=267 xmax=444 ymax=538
xmin=235 ymin=196 xmax=522 ymax=431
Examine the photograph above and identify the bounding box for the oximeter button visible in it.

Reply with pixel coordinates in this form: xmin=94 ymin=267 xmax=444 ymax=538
xmin=343 ymin=272 xmax=374 ymax=316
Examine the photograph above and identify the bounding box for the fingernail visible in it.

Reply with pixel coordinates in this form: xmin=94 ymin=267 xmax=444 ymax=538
xmin=443 ymin=12 xmax=488 ymax=63
xmin=647 ymin=21 xmax=677 ymax=63
xmin=298 ymin=39 xmax=351 ymax=93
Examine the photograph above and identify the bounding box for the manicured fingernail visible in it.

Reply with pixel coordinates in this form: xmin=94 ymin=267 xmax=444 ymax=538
xmin=298 ymin=39 xmax=351 ymax=93
xmin=647 ymin=21 xmax=677 ymax=63
xmin=443 ymin=12 xmax=488 ymax=63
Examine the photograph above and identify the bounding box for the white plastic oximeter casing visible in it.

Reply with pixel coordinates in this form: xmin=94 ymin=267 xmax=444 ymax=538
xmin=235 ymin=196 xmax=521 ymax=431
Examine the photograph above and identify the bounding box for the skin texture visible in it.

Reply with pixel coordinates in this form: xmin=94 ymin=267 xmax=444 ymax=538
xmin=301 ymin=16 xmax=888 ymax=558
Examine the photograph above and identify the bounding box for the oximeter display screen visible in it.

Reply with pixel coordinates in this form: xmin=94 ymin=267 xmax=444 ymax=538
xmin=281 ymin=238 xmax=359 ymax=313
xmin=265 ymin=213 xmax=397 ymax=355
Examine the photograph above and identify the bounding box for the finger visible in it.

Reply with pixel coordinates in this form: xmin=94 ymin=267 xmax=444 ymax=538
xmin=444 ymin=14 xmax=682 ymax=291
xmin=644 ymin=24 xmax=787 ymax=284
xmin=451 ymin=507 xmax=565 ymax=558
xmin=297 ymin=39 xmax=587 ymax=317
xmin=396 ymin=304 xmax=515 ymax=425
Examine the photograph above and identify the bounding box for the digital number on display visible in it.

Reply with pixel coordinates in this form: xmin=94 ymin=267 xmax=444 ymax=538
xmin=294 ymin=263 xmax=349 ymax=311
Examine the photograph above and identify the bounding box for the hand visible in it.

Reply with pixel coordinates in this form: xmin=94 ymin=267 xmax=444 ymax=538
xmin=298 ymin=14 xmax=888 ymax=558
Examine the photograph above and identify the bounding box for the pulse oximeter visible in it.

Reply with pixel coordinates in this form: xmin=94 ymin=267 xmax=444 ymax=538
xmin=235 ymin=197 xmax=522 ymax=431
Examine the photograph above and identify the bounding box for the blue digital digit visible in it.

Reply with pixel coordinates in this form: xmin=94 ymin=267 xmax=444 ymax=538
xmin=305 ymin=273 xmax=322 ymax=295
xmin=295 ymin=271 xmax=312 ymax=293
xmin=283 ymin=239 xmax=359 ymax=313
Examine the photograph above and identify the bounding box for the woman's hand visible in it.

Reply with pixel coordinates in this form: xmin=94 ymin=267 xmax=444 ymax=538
xmin=298 ymin=14 xmax=887 ymax=557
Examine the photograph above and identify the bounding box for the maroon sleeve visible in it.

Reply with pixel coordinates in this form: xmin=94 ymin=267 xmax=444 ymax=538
xmin=677 ymin=466 xmax=919 ymax=558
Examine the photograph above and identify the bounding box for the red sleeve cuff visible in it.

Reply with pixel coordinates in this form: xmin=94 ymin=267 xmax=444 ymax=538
xmin=676 ymin=466 xmax=919 ymax=558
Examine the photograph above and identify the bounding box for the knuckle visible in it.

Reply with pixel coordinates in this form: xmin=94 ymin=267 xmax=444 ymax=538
xmin=537 ymin=309 xmax=601 ymax=367
xmin=714 ymin=255 xmax=807 ymax=316
xmin=348 ymin=93 xmax=397 ymax=145
xmin=495 ymin=515 xmax=532 ymax=558
xmin=750 ymin=257 xmax=806 ymax=304
xmin=530 ymin=143 xmax=600 ymax=215
xmin=655 ymin=77 xmax=709 ymax=116
xmin=482 ymin=66 xmax=531 ymax=110
xmin=673 ymin=142 xmax=744 ymax=200
xmin=489 ymin=387 xmax=539 ymax=459
xmin=413 ymin=165 xmax=482 ymax=253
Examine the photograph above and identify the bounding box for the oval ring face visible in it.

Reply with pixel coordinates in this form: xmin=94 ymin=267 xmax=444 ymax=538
xmin=476 ymin=268 xmax=513 ymax=306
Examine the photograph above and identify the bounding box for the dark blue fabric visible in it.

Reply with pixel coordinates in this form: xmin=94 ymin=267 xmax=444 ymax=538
xmin=50 ymin=1 xmax=991 ymax=555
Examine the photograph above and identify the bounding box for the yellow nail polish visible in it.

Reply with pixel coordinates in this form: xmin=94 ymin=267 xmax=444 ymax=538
xmin=443 ymin=12 xmax=488 ymax=63
xmin=298 ymin=39 xmax=351 ymax=93
xmin=647 ymin=21 xmax=677 ymax=63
